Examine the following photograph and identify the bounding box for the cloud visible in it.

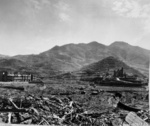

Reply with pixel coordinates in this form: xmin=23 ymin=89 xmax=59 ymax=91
xmin=27 ymin=0 xmax=51 ymax=10
xmin=112 ymin=0 xmax=150 ymax=32
xmin=54 ymin=1 xmax=71 ymax=22
xmin=112 ymin=0 xmax=150 ymax=18
xmin=59 ymin=12 xmax=70 ymax=22
xmin=55 ymin=0 xmax=70 ymax=12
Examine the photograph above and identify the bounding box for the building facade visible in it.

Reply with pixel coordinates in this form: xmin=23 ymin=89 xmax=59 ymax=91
xmin=0 ymin=71 xmax=33 ymax=82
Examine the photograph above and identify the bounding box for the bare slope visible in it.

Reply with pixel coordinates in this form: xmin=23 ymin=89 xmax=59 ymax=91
xmin=81 ymin=56 xmax=145 ymax=78
xmin=0 ymin=41 xmax=149 ymax=77
xmin=109 ymin=41 xmax=149 ymax=76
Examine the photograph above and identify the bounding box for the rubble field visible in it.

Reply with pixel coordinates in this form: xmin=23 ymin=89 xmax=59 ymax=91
xmin=0 ymin=83 xmax=149 ymax=126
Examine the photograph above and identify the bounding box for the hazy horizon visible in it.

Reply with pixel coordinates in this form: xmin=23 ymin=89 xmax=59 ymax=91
xmin=0 ymin=0 xmax=150 ymax=56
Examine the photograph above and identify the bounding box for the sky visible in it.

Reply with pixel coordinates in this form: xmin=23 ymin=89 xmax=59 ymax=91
xmin=0 ymin=0 xmax=150 ymax=56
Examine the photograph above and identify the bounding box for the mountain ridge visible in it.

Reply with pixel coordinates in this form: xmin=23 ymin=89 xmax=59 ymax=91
xmin=0 ymin=41 xmax=149 ymax=77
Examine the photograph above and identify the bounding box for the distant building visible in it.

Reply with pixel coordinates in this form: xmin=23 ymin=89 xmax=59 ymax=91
xmin=0 ymin=71 xmax=8 ymax=82
xmin=0 ymin=71 xmax=33 ymax=82
xmin=113 ymin=67 xmax=124 ymax=77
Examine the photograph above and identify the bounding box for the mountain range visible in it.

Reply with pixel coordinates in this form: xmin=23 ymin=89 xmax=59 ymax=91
xmin=0 ymin=41 xmax=149 ymax=77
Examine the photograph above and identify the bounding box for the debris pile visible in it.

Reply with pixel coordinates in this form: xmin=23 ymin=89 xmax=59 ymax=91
xmin=0 ymin=95 xmax=149 ymax=125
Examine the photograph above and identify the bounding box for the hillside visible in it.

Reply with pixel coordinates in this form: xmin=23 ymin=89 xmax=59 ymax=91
xmin=108 ymin=41 xmax=149 ymax=76
xmin=0 ymin=41 xmax=149 ymax=77
xmin=80 ymin=56 xmax=145 ymax=78
xmin=0 ymin=58 xmax=36 ymax=74
xmin=0 ymin=54 xmax=9 ymax=59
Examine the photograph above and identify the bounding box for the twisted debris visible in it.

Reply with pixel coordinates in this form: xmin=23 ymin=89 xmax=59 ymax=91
xmin=0 ymin=95 xmax=149 ymax=126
